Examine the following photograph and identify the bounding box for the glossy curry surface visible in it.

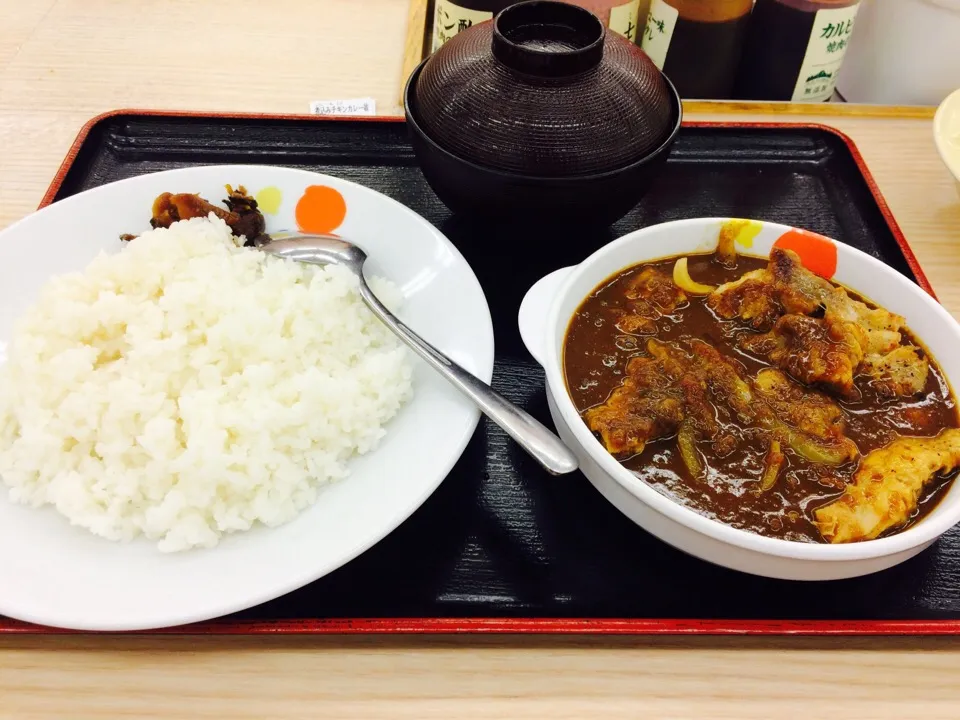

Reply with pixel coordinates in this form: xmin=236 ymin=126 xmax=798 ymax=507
xmin=563 ymin=254 xmax=959 ymax=543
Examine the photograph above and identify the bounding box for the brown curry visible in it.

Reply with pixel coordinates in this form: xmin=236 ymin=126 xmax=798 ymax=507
xmin=563 ymin=247 xmax=960 ymax=544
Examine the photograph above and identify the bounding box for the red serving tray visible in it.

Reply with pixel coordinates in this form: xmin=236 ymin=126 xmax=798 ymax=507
xmin=0 ymin=110 xmax=954 ymax=635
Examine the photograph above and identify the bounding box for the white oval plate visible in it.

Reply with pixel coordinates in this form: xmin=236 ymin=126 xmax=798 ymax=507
xmin=0 ymin=165 xmax=494 ymax=630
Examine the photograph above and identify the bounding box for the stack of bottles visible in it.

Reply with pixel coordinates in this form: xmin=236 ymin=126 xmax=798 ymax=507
xmin=430 ymin=0 xmax=863 ymax=103
xmin=639 ymin=0 xmax=862 ymax=101
xmin=431 ymin=0 xmax=648 ymax=51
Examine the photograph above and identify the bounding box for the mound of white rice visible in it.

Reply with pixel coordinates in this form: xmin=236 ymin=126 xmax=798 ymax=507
xmin=0 ymin=216 xmax=413 ymax=552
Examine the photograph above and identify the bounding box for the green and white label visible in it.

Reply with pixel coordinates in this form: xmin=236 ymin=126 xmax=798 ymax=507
xmin=609 ymin=0 xmax=642 ymax=43
xmin=640 ymin=0 xmax=679 ymax=70
xmin=791 ymin=3 xmax=861 ymax=102
xmin=432 ymin=0 xmax=493 ymax=52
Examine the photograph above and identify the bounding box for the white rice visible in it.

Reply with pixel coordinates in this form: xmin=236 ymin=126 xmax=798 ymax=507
xmin=0 ymin=216 xmax=413 ymax=552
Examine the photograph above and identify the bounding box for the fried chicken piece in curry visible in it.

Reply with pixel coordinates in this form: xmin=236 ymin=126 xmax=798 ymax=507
xmin=815 ymin=428 xmax=960 ymax=543
xmin=769 ymin=247 xmax=835 ymax=314
xmin=740 ymin=314 xmax=865 ymax=398
xmin=625 ymin=267 xmax=688 ymax=312
xmin=740 ymin=300 xmax=927 ymax=399
xmin=584 ymin=340 xmax=726 ymax=464
xmin=588 ymin=339 xmax=857 ymax=483
xmin=583 ymin=356 xmax=684 ymax=457
xmin=648 ymin=341 xmax=724 ymax=436
xmin=822 ymin=286 xmax=903 ymax=356
xmin=821 ymin=286 xmax=927 ymax=397
xmin=710 ymin=247 xmax=928 ymax=398
xmin=753 ymin=368 xmax=847 ymax=445
xmin=693 ymin=341 xmax=858 ymax=466
xmin=684 ymin=341 xmax=857 ymax=467
xmin=651 ymin=341 xmax=740 ymax=473
xmin=707 ymin=248 xmax=831 ymax=331
xmin=860 ymin=346 xmax=929 ymax=398
xmin=707 ymin=268 xmax=781 ymax=331
xmin=613 ymin=268 xmax=688 ymax=336
xmin=613 ymin=311 xmax=657 ymax=335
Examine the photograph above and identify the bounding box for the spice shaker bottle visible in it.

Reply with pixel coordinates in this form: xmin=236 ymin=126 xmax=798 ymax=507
xmin=640 ymin=0 xmax=754 ymax=99
xmin=736 ymin=0 xmax=862 ymax=102
xmin=432 ymin=0 xmax=645 ymax=51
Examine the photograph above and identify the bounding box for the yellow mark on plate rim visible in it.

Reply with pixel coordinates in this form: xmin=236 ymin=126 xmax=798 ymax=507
xmin=255 ymin=186 xmax=282 ymax=215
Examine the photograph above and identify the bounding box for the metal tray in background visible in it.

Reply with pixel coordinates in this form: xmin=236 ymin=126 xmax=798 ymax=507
xmin=5 ymin=111 xmax=956 ymax=636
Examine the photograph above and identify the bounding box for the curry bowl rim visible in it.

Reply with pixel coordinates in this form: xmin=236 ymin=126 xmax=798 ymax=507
xmin=536 ymin=217 xmax=960 ymax=562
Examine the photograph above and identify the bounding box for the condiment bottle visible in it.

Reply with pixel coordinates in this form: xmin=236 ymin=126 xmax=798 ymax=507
xmin=736 ymin=0 xmax=862 ymax=102
xmin=640 ymin=0 xmax=754 ymax=99
xmin=432 ymin=0 xmax=645 ymax=52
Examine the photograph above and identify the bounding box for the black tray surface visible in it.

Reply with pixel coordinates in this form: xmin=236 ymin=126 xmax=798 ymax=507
xmin=41 ymin=114 xmax=959 ymax=623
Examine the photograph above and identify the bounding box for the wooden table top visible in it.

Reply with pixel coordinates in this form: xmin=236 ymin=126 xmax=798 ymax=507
xmin=2 ymin=1 xmax=960 ymax=718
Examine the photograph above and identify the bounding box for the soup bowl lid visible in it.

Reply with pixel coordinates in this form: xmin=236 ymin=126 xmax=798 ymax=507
xmin=409 ymin=0 xmax=677 ymax=178
xmin=520 ymin=218 xmax=960 ymax=563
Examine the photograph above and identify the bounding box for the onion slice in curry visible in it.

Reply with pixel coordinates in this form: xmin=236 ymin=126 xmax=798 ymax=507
xmin=673 ymin=257 xmax=716 ymax=295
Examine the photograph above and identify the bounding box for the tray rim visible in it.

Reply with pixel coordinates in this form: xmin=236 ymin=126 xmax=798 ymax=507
xmin=5 ymin=108 xmax=951 ymax=637
xmin=3 ymin=617 xmax=960 ymax=636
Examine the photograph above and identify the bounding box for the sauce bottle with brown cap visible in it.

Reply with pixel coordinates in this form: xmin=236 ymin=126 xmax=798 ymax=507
xmin=640 ymin=0 xmax=754 ymax=99
xmin=735 ymin=0 xmax=862 ymax=101
xmin=432 ymin=0 xmax=646 ymax=52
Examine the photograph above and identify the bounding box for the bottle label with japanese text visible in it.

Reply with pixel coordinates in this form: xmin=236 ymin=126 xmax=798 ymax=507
xmin=432 ymin=0 xmax=493 ymax=53
xmin=791 ymin=3 xmax=861 ymax=102
xmin=609 ymin=0 xmax=642 ymax=44
xmin=640 ymin=0 xmax=679 ymax=70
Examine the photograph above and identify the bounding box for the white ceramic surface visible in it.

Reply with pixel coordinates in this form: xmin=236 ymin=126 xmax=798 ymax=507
xmin=837 ymin=0 xmax=960 ymax=106
xmin=934 ymin=88 xmax=960 ymax=198
xmin=0 ymin=165 xmax=494 ymax=630
xmin=519 ymin=218 xmax=960 ymax=581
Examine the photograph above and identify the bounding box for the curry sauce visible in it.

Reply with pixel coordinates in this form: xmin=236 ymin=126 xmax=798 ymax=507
xmin=563 ymin=254 xmax=959 ymax=543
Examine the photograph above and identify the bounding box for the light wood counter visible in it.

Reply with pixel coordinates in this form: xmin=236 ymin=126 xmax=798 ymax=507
xmin=2 ymin=1 xmax=960 ymax=718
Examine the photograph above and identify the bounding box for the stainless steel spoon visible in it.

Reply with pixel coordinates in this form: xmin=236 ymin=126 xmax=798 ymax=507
xmin=262 ymin=232 xmax=579 ymax=476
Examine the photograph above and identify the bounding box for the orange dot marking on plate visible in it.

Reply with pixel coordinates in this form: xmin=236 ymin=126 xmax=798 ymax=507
xmin=773 ymin=229 xmax=838 ymax=279
xmin=295 ymin=185 xmax=347 ymax=234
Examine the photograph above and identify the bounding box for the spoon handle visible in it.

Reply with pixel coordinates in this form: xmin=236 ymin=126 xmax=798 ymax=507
xmin=358 ymin=282 xmax=579 ymax=476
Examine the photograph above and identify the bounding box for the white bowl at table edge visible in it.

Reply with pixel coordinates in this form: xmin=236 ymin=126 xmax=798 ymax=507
xmin=934 ymin=88 xmax=960 ymax=197
xmin=518 ymin=217 xmax=960 ymax=581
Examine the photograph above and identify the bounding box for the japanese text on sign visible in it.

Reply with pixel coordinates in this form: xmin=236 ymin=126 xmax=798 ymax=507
xmin=309 ymin=98 xmax=377 ymax=116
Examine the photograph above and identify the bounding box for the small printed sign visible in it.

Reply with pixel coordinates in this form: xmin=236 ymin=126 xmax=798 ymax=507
xmin=641 ymin=0 xmax=680 ymax=71
xmin=609 ymin=0 xmax=642 ymax=43
xmin=309 ymin=98 xmax=377 ymax=116
xmin=432 ymin=0 xmax=493 ymax=52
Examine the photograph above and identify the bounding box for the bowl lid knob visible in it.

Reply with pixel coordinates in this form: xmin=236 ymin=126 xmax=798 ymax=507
xmin=491 ymin=1 xmax=605 ymax=78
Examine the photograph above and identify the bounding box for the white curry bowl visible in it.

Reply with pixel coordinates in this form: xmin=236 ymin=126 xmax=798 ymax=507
xmin=519 ymin=217 xmax=960 ymax=581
